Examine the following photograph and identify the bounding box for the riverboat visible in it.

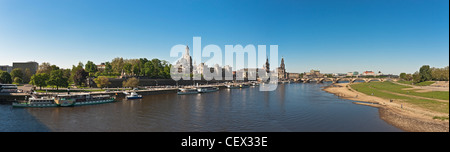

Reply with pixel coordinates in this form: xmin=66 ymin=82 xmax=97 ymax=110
xmin=197 ymin=87 xmax=219 ymax=93
xmin=177 ymin=88 xmax=199 ymax=95
xmin=126 ymin=92 xmax=143 ymax=99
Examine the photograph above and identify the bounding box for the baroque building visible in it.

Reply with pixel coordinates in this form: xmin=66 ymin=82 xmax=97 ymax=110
xmin=277 ymin=57 xmax=287 ymax=80
xmin=175 ymin=45 xmax=193 ymax=79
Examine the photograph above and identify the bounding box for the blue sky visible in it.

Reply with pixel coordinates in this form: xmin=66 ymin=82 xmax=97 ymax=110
xmin=0 ymin=0 xmax=448 ymax=74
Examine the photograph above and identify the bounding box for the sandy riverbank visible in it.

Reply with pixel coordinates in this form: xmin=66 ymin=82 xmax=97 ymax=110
xmin=323 ymin=83 xmax=449 ymax=132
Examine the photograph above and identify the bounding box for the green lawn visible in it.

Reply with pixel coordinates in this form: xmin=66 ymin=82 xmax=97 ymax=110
xmin=351 ymin=82 xmax=449 ymax=114
xmin=397 ymin=80 xmax=435 ymax=86
xmin=361 ymin=81 xmax=449 ymax=100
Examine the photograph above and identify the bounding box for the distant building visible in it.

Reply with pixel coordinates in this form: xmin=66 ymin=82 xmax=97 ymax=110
xmin=353 ymin=71 xmax=359 ymax=76
xmin=362 ymin=71 xmax=376 ymax=76
xmin=97 ymin=64 xmax=106 ymax=70
xmin=304 ymin=69 xmax=323 ymax=78
xmin=263 ymin=57 xmax=270 ymax=73
xmin=175 ymin=45 xmax=193 ymax=78
xmin=0 ymin=65 xmax=12 ymax=73
xmin=12 ymin=61 xmax=39 ymax=74
xmin=287 ymin=73 xmax=300 ymax=79
xmin=277 ymin=57 xmax=287 ymax=80
xmin=347 ymin=72 xmax=353 ymax=77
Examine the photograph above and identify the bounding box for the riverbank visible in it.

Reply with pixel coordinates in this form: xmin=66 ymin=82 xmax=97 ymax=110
xmin=323 ymin=83 xmax=449 ymax=132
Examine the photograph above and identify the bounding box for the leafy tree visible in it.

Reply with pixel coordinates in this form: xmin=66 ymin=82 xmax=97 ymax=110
xmin=431 ymin=66 xmax=449 ymax=81
xmin=94 ymin=76 xmax=110 ymax=88
xmin=23 ymin=68 xmax=32 ymax=84
xmin=37 ymin=62 xmax=52 ymax=74
xmin=412 ymin=72 xmax=421 ymax=84
xmin=47 ymin=69 xmax=68 ymax=90
xmin=111 ymin=57 xmax=124 ymax=73
xmin=10 ymin=68 xmax=23 ymax=81
xmin=163 ymin=65 xmax=171 ymax=79
xmin=399 ymin=73 xmax=406 ymax=80
xmin=405 ymin=74 xmax=413 ymax=81
xmin=0 ymin=71 xmax=12 ymax=84
xmin=13 ymin=77 xmax=23 ymax=84
xmin=123 ymin=77 xmax=139 ymax=88
xmin=85 ymin=61 xmax=98 ymax=76
xmin=30 ymin=73 xmax=49 ymax=90
xmin=143 ymin=61 xmax=154 ymax=77
xmin=50 ymin=65 xmax=60 ymax=71
xmin=73 ymin=68 xmax=88 ymax=87
xmin=123 ymin=63 xmax=132 ymax=75
xmin=104 ymin=62 xmax=112 ymax=75
xmin=419 ymin=65 xmax=432 ymax=82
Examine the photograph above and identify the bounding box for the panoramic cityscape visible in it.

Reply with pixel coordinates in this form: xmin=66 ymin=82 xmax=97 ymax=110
xmin=1 ymin=0 xmax=448 ymax=140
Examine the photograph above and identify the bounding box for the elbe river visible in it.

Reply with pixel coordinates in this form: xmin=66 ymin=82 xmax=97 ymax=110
xmin=0 ymin=83 xmax=401 ymax=132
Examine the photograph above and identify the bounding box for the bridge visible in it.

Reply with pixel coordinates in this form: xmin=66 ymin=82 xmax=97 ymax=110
xmin=293 ymin=77 xmax=399 ymax=83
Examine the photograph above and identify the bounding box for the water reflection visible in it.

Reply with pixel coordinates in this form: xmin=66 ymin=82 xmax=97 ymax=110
xmin=17 ymin=83 xmax=403 ymax=132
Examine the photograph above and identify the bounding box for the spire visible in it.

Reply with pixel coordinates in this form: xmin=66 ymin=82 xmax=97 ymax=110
xmin=185 ymin=45 xmax=190 ymax=56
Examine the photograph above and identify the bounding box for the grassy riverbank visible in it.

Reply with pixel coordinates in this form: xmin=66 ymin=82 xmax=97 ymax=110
xmin=397 ymin=81 xmax=435 ymax=86
xmin=351 ymin=81 xmax=449 ymax=114
xmin=323 ymin=82 xmax=449 ymax=132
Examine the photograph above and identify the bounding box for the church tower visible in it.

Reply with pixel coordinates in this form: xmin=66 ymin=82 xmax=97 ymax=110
xmin=263 ymin=56 xmax=270 ymax=73
xmin=278 ymin=56 xmax=287 ymax=80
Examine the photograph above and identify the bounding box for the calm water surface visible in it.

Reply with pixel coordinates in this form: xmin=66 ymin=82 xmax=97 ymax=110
xmin=1 ymin=83 xmax=402 ymax=132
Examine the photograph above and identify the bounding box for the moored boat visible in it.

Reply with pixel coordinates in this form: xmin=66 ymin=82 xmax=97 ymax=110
xmin=74 ymin=94 xmax=116 ymax=105
xmin=12 ymin=95 xmax=57 ymax=108
xmin=126 ymin=92 xmax=143 ymax=99
xmin=197 ymin=87 xmax=219 ymax=93
xmin=177 ymin=88 xmax=199 ymax=95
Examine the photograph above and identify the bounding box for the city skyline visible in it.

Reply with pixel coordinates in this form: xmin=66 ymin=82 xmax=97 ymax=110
xmin=1 ymin=0 xmax=448 ymax=74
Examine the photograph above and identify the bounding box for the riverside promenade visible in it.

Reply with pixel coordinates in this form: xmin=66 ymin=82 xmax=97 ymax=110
xmin=0 ymin=82 xmax=255 ymax=103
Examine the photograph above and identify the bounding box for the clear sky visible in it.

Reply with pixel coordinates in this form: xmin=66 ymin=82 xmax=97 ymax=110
xmin=0 ymin=0 xmax=448 ymax=74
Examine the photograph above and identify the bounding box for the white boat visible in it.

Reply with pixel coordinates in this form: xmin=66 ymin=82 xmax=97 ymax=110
xmin=126 ymin=92 xmax=143 ymax=99
xmin=0 ymin=84 xmax=18 ymax=93
xmin=177 ymin=88 xmax=199 ymax=95
xmin=197 ymin=87 xmax=219 ymax=93
xmin=12 ymin=95 xmax=57 ymax=108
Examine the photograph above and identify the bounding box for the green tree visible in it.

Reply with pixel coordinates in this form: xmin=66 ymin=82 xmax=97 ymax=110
xmin=10 ymin=68 xmax=24 ymax=81
xmin=23 ymin=68 xmax=32 ymax=84
xmin=47 ymin=69 xmax=68 ymax=90
xmin=399 ymin=73 xmax=406 ymax=80
xmin=111 ymin=57 xmax=124 ymax=73
xmin=94 ymin=76 xmax=110 ymax=88
xmin=73 ymin=68 xmax=88 ymax=87
xmin=419 ymin=65 xmax=432 ymax=82
xmin=14 ymin=77 xmax=23 ymax=84
xmin=123 ymin=63 xmax=132 ymax=75
xmin=30 ymin=73 xmax=49 ymax=90
xmin=123 ymin=77 xmax=139 ymax=88
xmin=85 ymin=61 xmax=98 ymax=76
xmin=37 ymin=62 xmax=52 ymax=74
xmin=413 ymin=72 xmax=421 ymax=84
xmin=0 ymin=71 xmax=12 ymax=84
xmin=143 ymin=61 xmax=154 ymax=77
xmin=104 ymin=62 xmax=112 ymax=75
xmin=405 ymin=74 xmax=413 ymax=81
xmin=139 ymin=58 xmax=149 ymax=76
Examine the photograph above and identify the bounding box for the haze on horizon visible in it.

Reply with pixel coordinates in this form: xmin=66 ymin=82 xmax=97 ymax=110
xmin=0 ymin=0 xmax=448 ymax=75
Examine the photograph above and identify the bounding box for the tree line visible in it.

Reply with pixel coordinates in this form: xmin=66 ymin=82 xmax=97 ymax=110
xmin=0 ymin=57 xmax=172 ymax=90
xmin=399 ymin=65 xmax=449 ymax=83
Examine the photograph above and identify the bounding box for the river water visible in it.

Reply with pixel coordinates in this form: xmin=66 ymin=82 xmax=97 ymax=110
xmin=0 ymin=83 xmax=401 ymax=132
